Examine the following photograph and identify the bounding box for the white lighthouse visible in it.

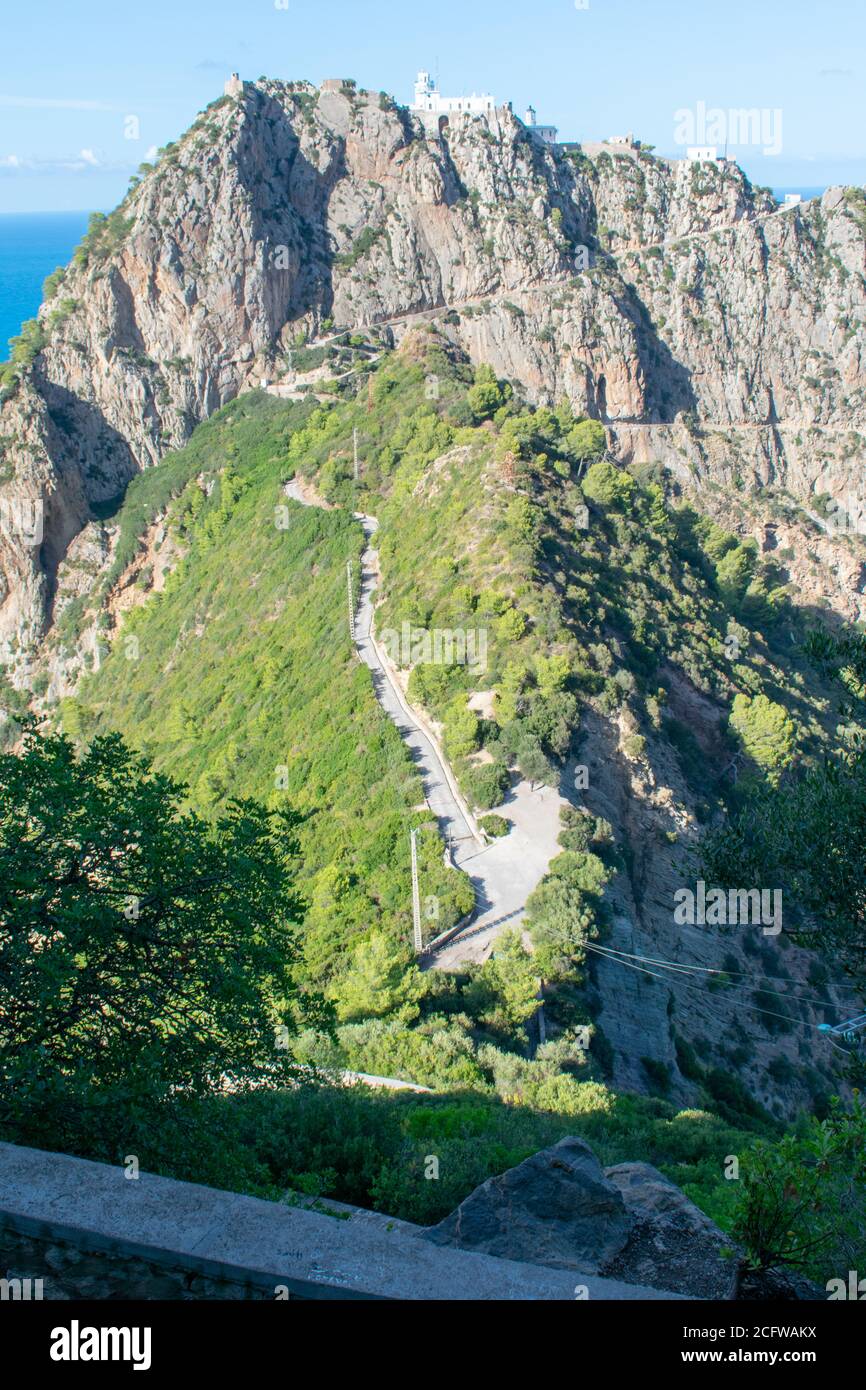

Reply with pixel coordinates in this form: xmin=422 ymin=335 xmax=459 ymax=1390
xmin=524 ymin=104 xmax=558 ymax=145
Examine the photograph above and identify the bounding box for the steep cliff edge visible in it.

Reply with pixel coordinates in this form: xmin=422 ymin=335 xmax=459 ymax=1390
xmin=1 ymin=78 xmax=864 ymax=673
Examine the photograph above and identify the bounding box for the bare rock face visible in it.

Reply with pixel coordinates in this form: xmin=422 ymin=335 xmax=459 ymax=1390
xmin=423 ymin=1137 xmax=631 ymax=1272
xmin=422 ymin=1138 xmax=741 ymax=1298
xmin=1 ymin=78 xmax=864 ymax=670
xmin=600 ymin=1162 xmax=739 ymax=1299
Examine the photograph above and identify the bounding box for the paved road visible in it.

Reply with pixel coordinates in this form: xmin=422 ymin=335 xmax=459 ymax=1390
xmin=285 ymin=482 xmax=567 ymax=968
xmin=352 ymin=509 xmax=480 ymax=856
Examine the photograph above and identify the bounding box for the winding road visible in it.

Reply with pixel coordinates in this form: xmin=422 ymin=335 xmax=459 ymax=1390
xmin=285 ymin=480 xmax=567 ymax=968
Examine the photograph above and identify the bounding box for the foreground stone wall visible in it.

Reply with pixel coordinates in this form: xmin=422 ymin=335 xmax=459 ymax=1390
xmin=0 ymin=1227 xmax=277 ymax=1301
xmin=0 ymin=1141 xmax=678 ymax=1301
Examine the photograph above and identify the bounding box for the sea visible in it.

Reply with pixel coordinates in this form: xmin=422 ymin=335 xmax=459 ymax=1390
xmin=0 ymin=192 xmax=829 ymax=363
xmin=772 ymin=187 xmax=827 ymax=204
xmin=0 ymin=211 xmax=91 ymax=360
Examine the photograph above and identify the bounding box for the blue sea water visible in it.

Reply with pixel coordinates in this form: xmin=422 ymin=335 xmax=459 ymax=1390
xmin=0 ymin=211 xmax=91 ymax=361
xmin=772 ymin=186 xmax=826 ymax=204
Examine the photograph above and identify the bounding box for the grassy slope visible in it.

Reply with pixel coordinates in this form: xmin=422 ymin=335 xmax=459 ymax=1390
xmin=67 ymin=390 xmax=473 ymax=989
xmin=62 ymin=335 xmax=855 ymax=1234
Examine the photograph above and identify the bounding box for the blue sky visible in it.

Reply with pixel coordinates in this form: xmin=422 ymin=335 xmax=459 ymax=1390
xmin=1 ymin=0 xmax=863 ymax=212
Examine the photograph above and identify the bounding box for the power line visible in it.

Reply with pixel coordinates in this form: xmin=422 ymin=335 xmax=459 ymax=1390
xmin=636 ymin=903 xmax=865 ymax=998
xmin=583 ymin=940 xmax=836 ymax=1036
xmin=588 ymin=941 xmax=850 ymax=1012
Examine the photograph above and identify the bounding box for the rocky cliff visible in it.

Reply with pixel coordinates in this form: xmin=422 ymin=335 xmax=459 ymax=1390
xmin=1 ymin=78 xmax=864 ymax=672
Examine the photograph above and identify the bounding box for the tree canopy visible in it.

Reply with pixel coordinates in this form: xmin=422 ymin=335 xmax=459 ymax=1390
xmin=0 ymin=729 xmax=313 ymax=1124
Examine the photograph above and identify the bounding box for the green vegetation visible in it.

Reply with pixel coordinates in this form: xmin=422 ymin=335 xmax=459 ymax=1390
xmin=65 ymin=392 xmax=473 ymax=999
xmin=336 ymin=226 xmax=385 ymax=270
xmin=732 ymin=1099 xmax=866 ymax=1281
xmin=72 ymin=208 xmax=136 ymax=272
xmin=0 ymin=728 xmax=314 ymax=1145
xmin=729 ymin=692 xmax=797 ymax=781
xmin=0 ymin=318 xmax=47 ymax=398
xmin=7 ymin=327 xmax=860 ymax=1274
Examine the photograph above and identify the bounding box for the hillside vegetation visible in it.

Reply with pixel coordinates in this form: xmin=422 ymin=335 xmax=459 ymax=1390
xmin=29 ymin=331 xmax=863 ymax=1278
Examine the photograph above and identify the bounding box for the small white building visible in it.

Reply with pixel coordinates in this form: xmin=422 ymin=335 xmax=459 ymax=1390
xmin=224 ymin=72 xmax=244 ymax=98
xmin=686 ymin=146 xmax=720 ymax=163
xmin=608 ymin=132 xmax=637 ymax=148
xmin=412 ymin=71 xmax=496 ymax=117
xmin=783 ymin=192 xmax=803 ymax=209
xmin=524 ymin=105 xmax=558 ymax=146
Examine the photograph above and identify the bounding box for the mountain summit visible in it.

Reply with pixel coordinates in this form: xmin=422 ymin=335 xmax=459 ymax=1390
xmin=1 ymin=77 xmax=864 ymax=663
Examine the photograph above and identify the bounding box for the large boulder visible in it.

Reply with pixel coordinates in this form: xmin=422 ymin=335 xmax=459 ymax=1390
xmin=600 ymin=1162 xmax=740 ymax=1299
xmin=422 ymin=1137 xmax=630 ymax=1272
xmin=423 ymin=1139 xmax=741 ymax=1298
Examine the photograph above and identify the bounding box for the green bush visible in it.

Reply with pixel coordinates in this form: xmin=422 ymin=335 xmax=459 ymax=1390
xmin=581 ymin=461 xmax=636 ymax=509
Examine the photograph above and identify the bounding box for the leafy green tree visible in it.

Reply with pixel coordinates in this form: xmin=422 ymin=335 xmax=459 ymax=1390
xmin=534 ymin=652 xmax=571 ymax=698
xmin=0 ymin=730 xmax=311 ymax=1124
xmin=522 ymin=690 xmax=578 ymax=761
xmin=467 ymin=364 xmax=506 ymax=421
xmin=729 ymin=693 xmax=796 ymax=780
xmin=581 ymin=461 xmax=635 ymax=509
xmin=331 ymin=931 xmax=423 ymax=1023
xmin=565 ymin=418 xmax=606 ymax=464
xmin=523 ymin=851 xmax=609 ymax=979
xmin=503 ymin=495 xmax=540 ymax=549
xmin=443 ymin=698 xmax=480 ymax=760
xmin=517 ymin=737 xmax=556 ymax=790
xmin=464 ymin=930 xmax=540 ymax=1033
xmin=715 ymin=543 xmax=756 ymax=608
xmin=732 ymin=1098 xmax=866 ymax=1278
xmin=700 ymin=740 xmax=866 ymax=981
xmin=495 ymin=606 xmax=527 ymax=642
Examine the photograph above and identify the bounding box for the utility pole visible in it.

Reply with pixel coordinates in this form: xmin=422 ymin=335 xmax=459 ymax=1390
xmin=410 ymin=828 xmax=423 ymax=955
xmin=347 ymin=560 xmax=355 ymax=641
xmin=353 ymin=427 xmax=359 ymax=483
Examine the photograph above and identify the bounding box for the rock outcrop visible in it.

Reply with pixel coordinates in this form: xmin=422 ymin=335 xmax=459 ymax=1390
xmin=424 ymin=1137 xmax=632 ymax=1273
xmin=602 ymin=1162 xmax=739 ymax=1299
xmin=424 ymin=1137 xmax=741 ymax=1299
xmin=1 ymin=78 xmax=864 ymax=670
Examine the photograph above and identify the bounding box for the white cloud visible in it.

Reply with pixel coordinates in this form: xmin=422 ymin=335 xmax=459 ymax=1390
xmin=0 ymin=151 xmax=135 ymax=176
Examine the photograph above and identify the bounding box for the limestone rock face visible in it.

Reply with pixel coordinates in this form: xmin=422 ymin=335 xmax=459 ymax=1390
xmin=1 ymin=80 xmax=863 ymax=668
xmin=423 ymin=1138 xmax=742 ymax=1298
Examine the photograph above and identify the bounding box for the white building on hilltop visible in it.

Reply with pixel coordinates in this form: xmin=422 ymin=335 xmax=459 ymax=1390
xmin=412 ymin=71 xmax=497 ymax=117
xmin=411 ymin=71 xmax=558 ymax=144
xmin=524 ymin=106 xmax=558 ymax=146
xmin=224 ymin=73 xmax=244 ymax=98
xmin=685 ymin=146 xmax=725 ymax=164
